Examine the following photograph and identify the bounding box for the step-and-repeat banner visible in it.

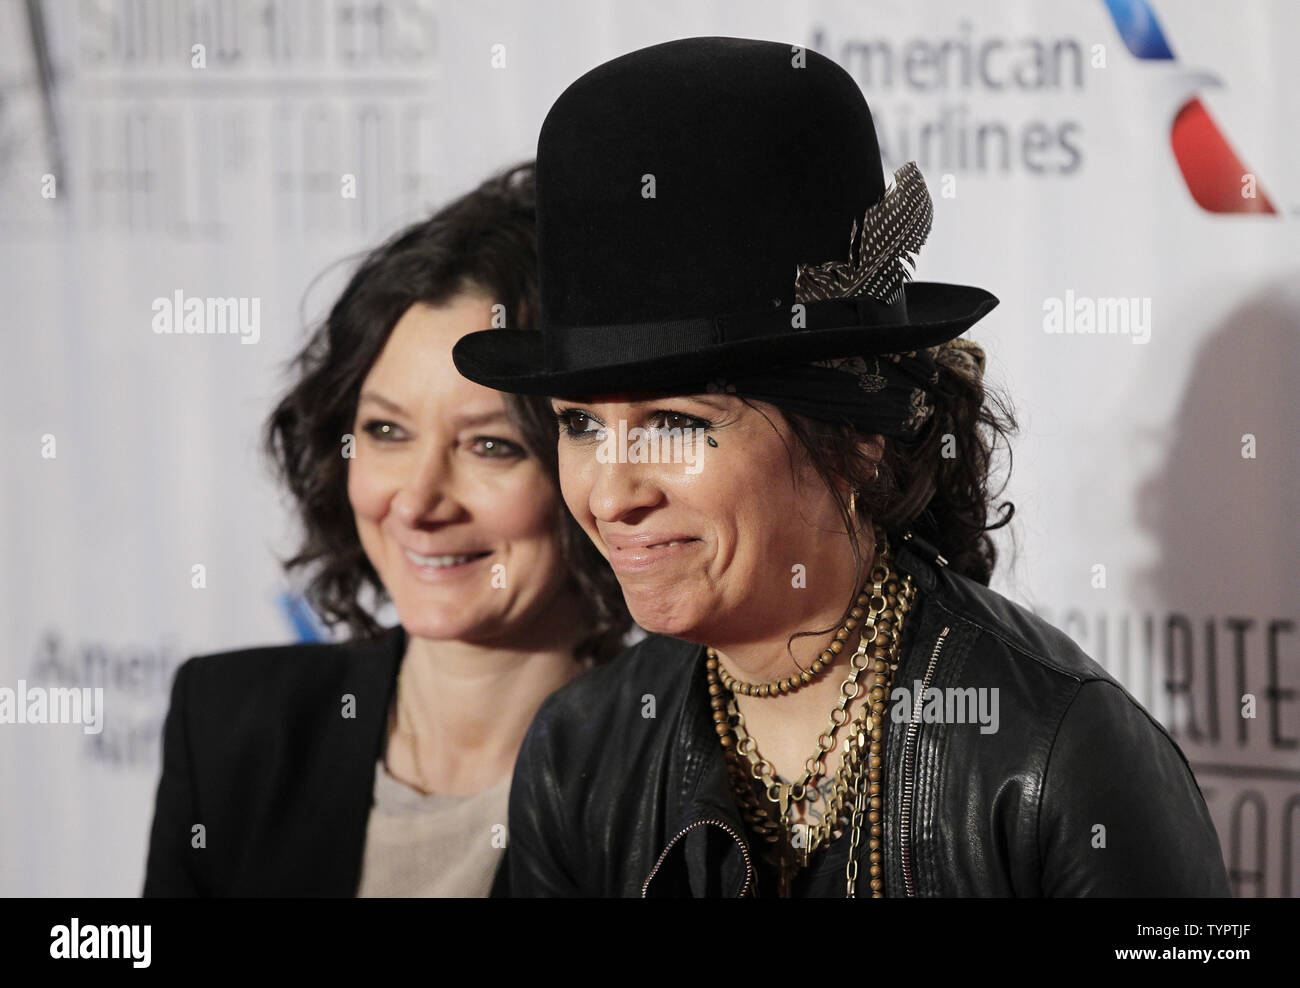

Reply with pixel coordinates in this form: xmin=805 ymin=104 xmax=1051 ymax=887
xmin=2 ymin=0 xmax=1296 ymax=896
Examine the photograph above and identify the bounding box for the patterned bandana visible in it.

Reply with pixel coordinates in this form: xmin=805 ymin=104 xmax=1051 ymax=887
xmin=706 ymin=347 xmax=942 ymax=439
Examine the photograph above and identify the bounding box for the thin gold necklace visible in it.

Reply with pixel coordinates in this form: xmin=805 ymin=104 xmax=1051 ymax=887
xmin=388 ymin=662 xmax=436 ymax=794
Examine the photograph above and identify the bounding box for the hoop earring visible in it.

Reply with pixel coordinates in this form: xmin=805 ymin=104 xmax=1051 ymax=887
xmin=848 ymin=488 xmax=858 ymax=521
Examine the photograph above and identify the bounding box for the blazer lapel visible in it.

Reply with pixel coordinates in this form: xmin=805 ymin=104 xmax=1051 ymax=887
xmin=286 ymin=625 xmax=405 ymax=896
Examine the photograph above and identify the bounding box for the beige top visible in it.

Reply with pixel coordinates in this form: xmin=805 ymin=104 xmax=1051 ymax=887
xmin=355 ymin=759 xmax=512 ymax=898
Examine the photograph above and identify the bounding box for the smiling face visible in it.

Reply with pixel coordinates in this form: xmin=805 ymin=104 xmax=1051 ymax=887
xmin=348 ymin=297 xmax=572 ymax=645
xmin=550 ymin=393 xmax=863 ymax=647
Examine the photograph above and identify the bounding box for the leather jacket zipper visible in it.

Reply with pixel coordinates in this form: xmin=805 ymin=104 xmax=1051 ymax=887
xmin=900 ymin=625 xmax=949 ymax=897
xmin=641 ymin=817 xmax=755 ymax=898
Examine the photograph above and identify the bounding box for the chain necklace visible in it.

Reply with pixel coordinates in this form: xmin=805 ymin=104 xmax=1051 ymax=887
xmin=706 ymin=529 xmax=918 ymax=897
xmin=389 ymin=660 xmax=445 ymax=795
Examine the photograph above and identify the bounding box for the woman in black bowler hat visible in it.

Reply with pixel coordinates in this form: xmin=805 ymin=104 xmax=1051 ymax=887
xmin=454 ymin=37 xmax=1229 ymax=897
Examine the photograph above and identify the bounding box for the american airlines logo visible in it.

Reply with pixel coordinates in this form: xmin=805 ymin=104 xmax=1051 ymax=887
xmin=1103 ymin=0 xmax=1277 ymax=214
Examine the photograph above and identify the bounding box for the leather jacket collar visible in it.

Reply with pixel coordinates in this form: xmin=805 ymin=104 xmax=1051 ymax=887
xmin=641 ymin=534 xmax=944 ymax=897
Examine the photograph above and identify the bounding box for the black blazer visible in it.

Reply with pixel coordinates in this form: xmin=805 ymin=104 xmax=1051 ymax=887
xmin=143 ymin=624 xmax=508 ymax=896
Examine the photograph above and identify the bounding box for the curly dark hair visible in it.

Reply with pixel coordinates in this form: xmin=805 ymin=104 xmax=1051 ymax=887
xmin=742 ymin=345 xmax=1018 ymax=657
xmin=264 ymin=160 xmax=632 ymax=663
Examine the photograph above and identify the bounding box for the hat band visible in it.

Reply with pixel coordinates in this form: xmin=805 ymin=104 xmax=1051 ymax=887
xmin=545 ymin=293 xmax=908 ymax=370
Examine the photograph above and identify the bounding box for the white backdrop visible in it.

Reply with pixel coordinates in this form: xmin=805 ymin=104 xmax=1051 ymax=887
xmin=2 ymin=0 xmax=1296 ymax=896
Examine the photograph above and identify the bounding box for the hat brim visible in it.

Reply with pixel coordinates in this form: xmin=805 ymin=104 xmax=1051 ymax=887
xmin=452 ymin=282 xmax=997 ymax=397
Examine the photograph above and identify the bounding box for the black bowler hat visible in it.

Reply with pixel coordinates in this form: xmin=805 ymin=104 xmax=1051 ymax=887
xmin=453 ymin=36 xmax=998 ymax=396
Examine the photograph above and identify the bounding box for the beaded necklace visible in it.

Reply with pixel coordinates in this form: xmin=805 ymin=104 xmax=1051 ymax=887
xmin=706 ymin=530 xmax=917 ymax=897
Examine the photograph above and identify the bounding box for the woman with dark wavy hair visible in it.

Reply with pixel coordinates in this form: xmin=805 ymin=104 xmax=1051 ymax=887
xmin=454 ymin=38 xmax=1229 ymax=897
xmin=143 ymin=161 xmax=630 ymax=897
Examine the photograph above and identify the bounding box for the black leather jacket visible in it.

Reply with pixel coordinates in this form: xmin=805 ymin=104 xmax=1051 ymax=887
xmin=500 ymin=537 xmax=1231 ymax=897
